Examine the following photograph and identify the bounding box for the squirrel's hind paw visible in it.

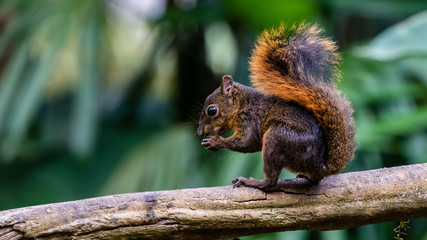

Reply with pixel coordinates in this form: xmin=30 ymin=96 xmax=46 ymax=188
xmin=232 ymin=177 xmax=276 ymax=191
xmin=232 ymin=176 xmax=248 ymax=188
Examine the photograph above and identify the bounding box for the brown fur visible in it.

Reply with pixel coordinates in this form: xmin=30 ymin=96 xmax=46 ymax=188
xmin=198 ymin=23 xmax=356 ymax=191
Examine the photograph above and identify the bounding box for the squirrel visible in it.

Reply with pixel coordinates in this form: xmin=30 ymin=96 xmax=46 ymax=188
xmin=197 ymin=22 xmax=356 ymax=191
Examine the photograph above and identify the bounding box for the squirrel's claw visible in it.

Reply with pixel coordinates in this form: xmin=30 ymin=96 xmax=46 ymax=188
xmin=232 ymin=176 xmax=248 ymax=188
xmin=201 ymin=136 xmax=221 ymax=152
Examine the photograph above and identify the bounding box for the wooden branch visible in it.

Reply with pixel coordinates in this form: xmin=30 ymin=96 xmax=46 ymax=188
xmin=1 ymin=163 xmax=426 ymax=240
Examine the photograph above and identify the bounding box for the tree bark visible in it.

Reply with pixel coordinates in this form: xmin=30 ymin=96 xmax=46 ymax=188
xmin=1 ymin=163 xmax=426 ymax=240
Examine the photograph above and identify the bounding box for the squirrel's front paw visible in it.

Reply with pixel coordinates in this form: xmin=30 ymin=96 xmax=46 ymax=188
xmin=201 ymin=135 xmax=222 ymax=151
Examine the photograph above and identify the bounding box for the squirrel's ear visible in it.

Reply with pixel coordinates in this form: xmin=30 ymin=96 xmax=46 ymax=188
xmin=221 ymin=75 xmax=234 ymax=97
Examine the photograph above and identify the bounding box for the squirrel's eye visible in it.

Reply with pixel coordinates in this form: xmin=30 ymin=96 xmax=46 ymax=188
xmin=207 ymin=105 xmax=218 ymax=117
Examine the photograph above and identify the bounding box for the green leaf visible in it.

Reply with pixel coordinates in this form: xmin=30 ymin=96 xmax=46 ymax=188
xmin=100 ymin=127 xmax=199 ymax=195
xmin=358 ymin=105 xmax=427 ymax=148
xmin=0 ymin=43 xmax=28 ymax=134
xmin=69 ymin=17 xmax=100 ymax=158
xmin=223 ymin=0 xmax=318 ymax=30
xmin=355 ymin=10 xmax=427 ymax=61
xmin=1 ymin=30 xmax=65 ymax=161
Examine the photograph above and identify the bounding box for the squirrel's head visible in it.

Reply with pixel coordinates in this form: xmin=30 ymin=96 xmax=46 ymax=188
xmin=197 ymin=75 xmax=241 ymax=136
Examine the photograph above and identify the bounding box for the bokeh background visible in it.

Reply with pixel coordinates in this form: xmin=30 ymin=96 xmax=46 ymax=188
xmin=1 ymin=0 xmax=427 ymax=239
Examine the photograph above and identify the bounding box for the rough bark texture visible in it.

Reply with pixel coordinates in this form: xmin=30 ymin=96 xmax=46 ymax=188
xmin=0 ymin=163 xmax=426 ymax=240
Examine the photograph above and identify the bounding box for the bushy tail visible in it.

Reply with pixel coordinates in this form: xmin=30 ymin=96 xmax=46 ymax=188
xmin=250 ymin=23 xmax=356 ymax=173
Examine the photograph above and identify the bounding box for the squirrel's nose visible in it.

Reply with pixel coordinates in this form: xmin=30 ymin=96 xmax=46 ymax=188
xmin=197 ymin=125 xmax=204 ymax=136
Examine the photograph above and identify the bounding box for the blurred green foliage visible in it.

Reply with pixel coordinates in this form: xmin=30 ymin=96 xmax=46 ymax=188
xmin=0 ymin=0 xmax=426 ymax=239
